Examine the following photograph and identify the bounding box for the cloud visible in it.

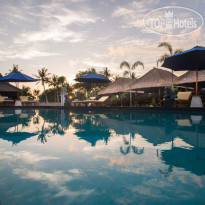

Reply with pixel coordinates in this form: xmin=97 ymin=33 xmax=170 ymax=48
xmin=0 ymin=49 xmax=59 ymax=60
xmin=38 ymin=2 xmax=99 ymax=27
xmin=107 ymin=46 xmax=135 ymax=56
xmin=83 ymin=58 xmax=108 ymax=68
xmin=1 ymin=1 xmax=99 ymax=47
xmin=14 ymin=26 xmax=86 ymax=43
xmin=93 ymin=46 xmax=135 ymax=59
xmin=112 ymin=0 xmax=160 ymax=30
xmin=13 ymin=168 xmax=94 ymax=198
xmin=0 ymin=27 xmax=7 ymax=35
xmin=3 ymin=150 xmax=59 ymax=164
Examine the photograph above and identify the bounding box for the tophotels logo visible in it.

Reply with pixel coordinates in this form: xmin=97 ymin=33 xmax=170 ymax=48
xmin=144 ymin=6 xmax=203 ymax=36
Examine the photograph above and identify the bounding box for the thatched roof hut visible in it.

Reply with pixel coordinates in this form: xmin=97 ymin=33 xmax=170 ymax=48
xmin=0 ymin=73 xmax=18 ymax=92
xmin=175 ymin=70 xmax=205 ymax=85
xmin=98 ymin=77 xmax=136 ymax=96
xmin=131 ymin=68 xmax=177 ymax=90
xmin=0 ymin=82 xmax=19 ymax=92
xmin=0 ymin=73 xmax=19 ymax=99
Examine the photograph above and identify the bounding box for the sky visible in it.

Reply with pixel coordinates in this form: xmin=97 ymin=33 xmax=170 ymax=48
xmin=0 ymin=0 xmax=205 ymax=90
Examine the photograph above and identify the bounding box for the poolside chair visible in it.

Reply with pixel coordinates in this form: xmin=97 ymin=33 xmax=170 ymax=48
xmin=85 ymin=96 xmax=110 ymax=107
xmin=176 ymin=91 xmax=192 ymax=107
xmin=20 ymin=96 xmax=38 ymax=106
xmin=72 ymin=96 xmax=110 ymax=107
xmin=0 ymin=96 xmax=14 ymax=105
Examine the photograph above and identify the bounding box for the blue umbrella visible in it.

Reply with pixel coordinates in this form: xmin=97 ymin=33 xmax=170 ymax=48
xmin=75 ymin=72 xmax=110 ymax=83
xmin=162 ymin=46 xmax=205 ymax=95
xmin=0 ymin=72 xmax=37 ymax=100
xmin=0 ymin=71 xmax=37 ymax=82
xmin=75 ymin=73 xmax=110 ymax=97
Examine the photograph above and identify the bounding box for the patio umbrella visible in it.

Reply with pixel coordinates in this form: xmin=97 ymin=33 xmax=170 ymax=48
xmin=162 ymin=46 xmax=205 ymax=94
xmin=162 ymin=46 xmax=205 ymax=107
xmin=0 ymin=72 xmax=37 ymax=100
xmin=75 ymin=73 xmax=110 ymax=97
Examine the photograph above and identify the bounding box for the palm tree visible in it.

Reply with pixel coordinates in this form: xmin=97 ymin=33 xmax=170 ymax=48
xmin=6 ymin=64 xmax=22 ymax=75
xmin=58 ymin=76 xmax=67 ymax=87
xmin=101 ymin=67 xmax=111 ymax=78
xmin=157 ymin=42 xmax=183 ymax=88
xmin=157 ymin=42 xmax=183 ymax=67
xmin=120 ymin=61 xmax=144 ymax=106
xmin=33 ymin=89 xmax=40 ymax=100
xmin=34 ymin=68 xmax=50 ymax=102
xmin=49 ymin=74 xmax=59 ymax=103
xmin=120 ymin=134 xmax=144 ymax=155
xmin=20 ymin=85 xmax=32 ymax=96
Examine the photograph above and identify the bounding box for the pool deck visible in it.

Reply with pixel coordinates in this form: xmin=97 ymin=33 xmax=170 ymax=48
xmin=1 ymin=105 xmax=205 ymax=113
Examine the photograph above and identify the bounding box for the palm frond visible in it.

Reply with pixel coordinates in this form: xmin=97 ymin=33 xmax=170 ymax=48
xmin=174 ymin=49 xmax=183 ymax=55
xmin=120 ymin=61 xmax=130 ymax=70
xmin=123 ymin=70 xmax=129 ymax=77
xmin=132 ymin=61 xmax=144 ymax=70
xmin=158 ymin=42 xmax=173 ymax=55
xmin=157 ymin=53 xmax=170 ymax=66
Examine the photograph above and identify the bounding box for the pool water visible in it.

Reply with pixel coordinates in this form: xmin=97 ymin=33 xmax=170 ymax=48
xmin=0 ymin=109 xmax=205 ymax=205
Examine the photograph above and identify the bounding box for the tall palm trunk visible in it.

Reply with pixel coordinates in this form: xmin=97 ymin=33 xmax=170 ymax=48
xmin=129 ymin=70 xmax=132 ymax=107
xmin=56 ymin=87 xmax=59 ymax=103
xmin=129 ymin=84 xmax=132 ymax=107
xmin=43 ymin=83 xmax=48 ymax=102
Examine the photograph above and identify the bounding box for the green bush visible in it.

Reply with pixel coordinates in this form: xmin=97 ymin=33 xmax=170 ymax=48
xmin=39 ymin=89 xmax=57 ymax=102
xmin=152 ymin=97 xmax=157 ymax=106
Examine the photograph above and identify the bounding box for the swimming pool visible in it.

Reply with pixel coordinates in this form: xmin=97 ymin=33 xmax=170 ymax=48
xmin=0 ymin=108 xmax=205 ymax=204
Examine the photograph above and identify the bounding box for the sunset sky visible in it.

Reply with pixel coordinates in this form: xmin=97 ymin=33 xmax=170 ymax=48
xmin=0 ymin=0 xmax=204 ymax=90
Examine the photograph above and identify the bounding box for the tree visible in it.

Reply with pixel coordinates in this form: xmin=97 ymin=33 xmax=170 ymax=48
xmin=157 ymin=42 xmax=183 ymax=67
xmin=120 ymin=61 xmax=144 ymax=107
xmin=101 ymin=67 xmax=111 ymax=79
xmin=49 ymin=74 xmax=59 ymax=103
xmin=75 ymin=68 xmax=97 ymax=78
xmin=75 ymin=68 xmax=97 ymax=98
xmin=157 ymin=42 xmax=183 ymax=88
xmin=20 ymin=85 xmax=32 ymax=96
xmin=120 ymin=134 xmax=144 ymax=155
xmin=58 ymin=76 xmax=67 ymax=87
xmin=34 ymin=68 xmax=50 ymax=102
xmin=33 ymin=89 xmax=40 ymax=99
xmin=6 ymin=64 xmax=22 ymax=75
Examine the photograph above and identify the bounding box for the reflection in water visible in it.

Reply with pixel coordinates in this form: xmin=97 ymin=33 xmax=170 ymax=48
xmin=0 ymin=109 xmax=205 ymax=204
xmin=120 ymin=134 xmax=144 ymax=155
xmin=72 ymin=114 xmax=110 ymax=146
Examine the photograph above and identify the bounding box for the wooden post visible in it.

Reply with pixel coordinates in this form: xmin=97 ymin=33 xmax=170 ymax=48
xmin=196 ymin=67 xmax=198 ymax=96
xmin=172 ymin=69 xmax=174 ymax=89
xmin=129 ymin=81 xmax=132 ymax=107
xmin=196 ymin=54 xmax=199 ymax=96
xmin=17 ymin=82 xmax=20 ymax=100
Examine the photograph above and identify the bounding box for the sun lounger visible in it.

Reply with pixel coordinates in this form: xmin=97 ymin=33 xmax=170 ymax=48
xmin=72 ymin=96 xmax=109 ymax=107
xmin=20 ymin=96 xmax=38 ymax=106
xmin=176 ymin=91 xmax=192 ymax=107
xmin=0 ymin=96 xmax=14 ymax=105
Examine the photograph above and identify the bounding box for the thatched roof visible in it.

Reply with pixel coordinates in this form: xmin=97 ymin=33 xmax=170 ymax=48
xmin=98 ymin=77 xmax=136 ymax=95
xmin=131 ymin=68 xmax=177 ymax=90
xmin=175 ymin=70 xmax=205 ymax=85
xmin=0 ymin=82 xmax=19 ymax=92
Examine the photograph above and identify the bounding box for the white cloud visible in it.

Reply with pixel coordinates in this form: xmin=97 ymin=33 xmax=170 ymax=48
xmin=0 ymin=27 xmax=7 ymax=35
xmin=3 ymin=150 xmax=59 ymax=164
xmin=112 ymin=0 xmax=159 ymax=30
xmin=83 ymin=58 xmax=108 ymax=68
xmin=14 ymin=26 xmax=85 ymax=44
xmin=39 ymin=2 xmax=99 ymax=26
xmin=0 ymin=49 xmax=59 ymax=60
xmin=13 ymin=168 xmax=94 ymax=198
